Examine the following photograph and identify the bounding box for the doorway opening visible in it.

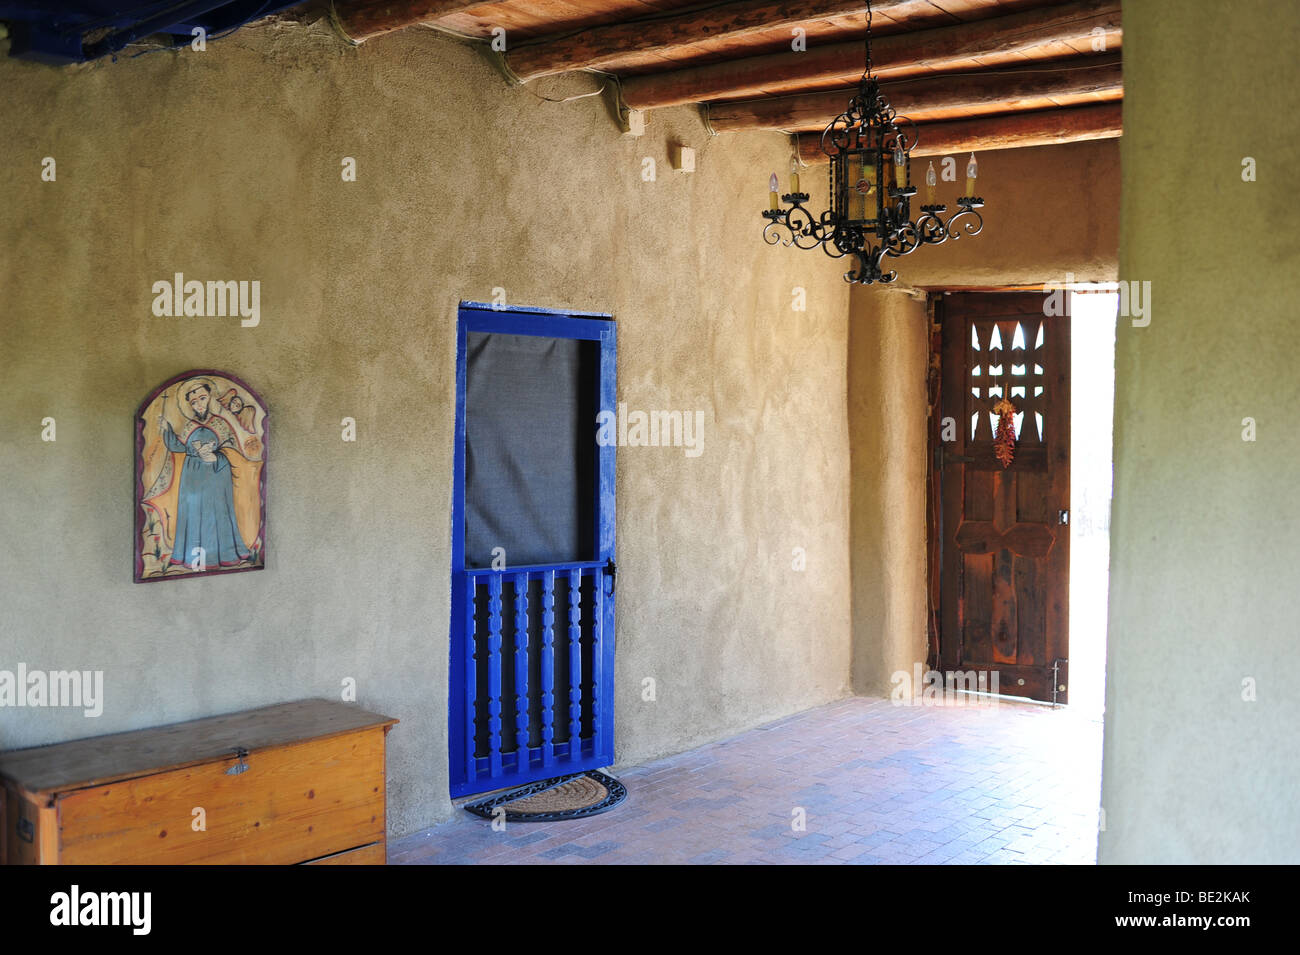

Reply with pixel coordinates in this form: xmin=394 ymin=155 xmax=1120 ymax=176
xmin=1067 ymin=287 xmax=1118 ymax=715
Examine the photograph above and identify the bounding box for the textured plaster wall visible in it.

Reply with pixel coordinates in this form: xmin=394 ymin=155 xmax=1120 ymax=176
xmin=848 ymin=139 xmax=1119 ymax=696
xmin=1100 ymin=0 xmax=1300 ymax=863
xmin=848 ymin=287 xmax=929 ymax=696
xmin=0 ymin=20 xmax=851 ymax=835
xmin=880 ymin=138 xmax=1121 ymax=289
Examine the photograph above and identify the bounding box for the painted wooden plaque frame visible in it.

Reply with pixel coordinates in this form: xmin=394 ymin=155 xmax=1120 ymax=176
xmin=134 ymin=369 xmax=268 ymax=582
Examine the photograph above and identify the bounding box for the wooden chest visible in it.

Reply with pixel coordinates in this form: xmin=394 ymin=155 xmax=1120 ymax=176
xmin=0 ymin=699 xmax=397 ymax=865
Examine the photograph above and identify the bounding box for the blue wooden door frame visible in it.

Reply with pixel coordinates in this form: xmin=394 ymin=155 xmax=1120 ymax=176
xmin=449 ymin=302 xmax=616 ymax=798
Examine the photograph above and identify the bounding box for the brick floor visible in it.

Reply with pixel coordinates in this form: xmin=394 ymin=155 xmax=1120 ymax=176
xmin=390 ymin=696 xmax=1102 ymax=865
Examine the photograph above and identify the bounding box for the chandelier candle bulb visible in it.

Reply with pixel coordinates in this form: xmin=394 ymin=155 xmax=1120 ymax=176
xmin=926 ymin=161 xmax=937 ymax=205
xmin=894 ymin=148 xmax=908 ymax=213
xmin=769 ymin=172 xmax=779 ymax=210
xmin=790 ymin=159 xmax=800 ymax=196
xmin=966 ymin=153 xmax=979 ymax=198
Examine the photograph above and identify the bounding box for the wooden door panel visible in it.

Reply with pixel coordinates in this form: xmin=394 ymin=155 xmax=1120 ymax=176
xmin=933 ymin=292 xmax=1070 ymax=703
xmin=1014 ymin=556 xmax=1046 ymax=663
xmin=990 ymin=549 xmax=1019 ymax=664
xmin=964 ymin=469 xmax=993 ymax=521
xmin=1017 ymin=470 xmax=1052 ymax=522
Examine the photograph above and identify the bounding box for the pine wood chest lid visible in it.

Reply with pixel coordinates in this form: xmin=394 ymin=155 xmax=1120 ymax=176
xmin=0 ymin=698 xmax=398 ymax=797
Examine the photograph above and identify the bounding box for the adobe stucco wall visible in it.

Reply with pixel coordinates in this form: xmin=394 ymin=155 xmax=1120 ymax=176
xmin=0 ymin=19 xmax=851 ymax=834
xmin=848 ymin=286 xmax=929 ymax=697
xmin=877 ymin=138 xmax=1121 ymax=290
xmin=1100 ymin=0 xmax=1300 ymax=863
xmin=848 ymin=138 xmax=1120 ymax=696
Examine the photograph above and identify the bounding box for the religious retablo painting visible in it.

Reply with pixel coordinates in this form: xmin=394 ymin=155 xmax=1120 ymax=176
xmin=135 ymin=370 xmax=267 ymax=582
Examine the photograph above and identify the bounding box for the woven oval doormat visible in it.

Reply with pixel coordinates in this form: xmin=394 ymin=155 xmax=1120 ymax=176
xmin=464 ymin=770 xmax=627 ymax=823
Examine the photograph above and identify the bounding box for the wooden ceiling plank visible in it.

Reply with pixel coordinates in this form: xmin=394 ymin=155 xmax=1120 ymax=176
xmin=621 ymin=0 xmax=1119 ymax=110
xmin=602 ymin=5 xmax=956 ymax=74
xmin=924 ymin=0 xmax=1001 ymax=16
xmin=332 ymin=0 xmax=491 ymax=43
xmin=916 ymin=0 xmax=966 ymax=23
xmin=502 ymin=1 xmax=922 ymax=82
xmin=707 ymin=50 xmax=1122 ymax=132
xmin=794 ymin=101 xmax=1122 ymax=163
xmin=901 ymin=95 xmax=1063 ymax=122
xmin=585 ymin=5 xmax=946 ymax=73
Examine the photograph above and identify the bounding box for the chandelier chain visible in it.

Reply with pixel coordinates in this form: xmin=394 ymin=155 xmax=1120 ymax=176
xmin=861 ymin=0 xmax=873 ymax=82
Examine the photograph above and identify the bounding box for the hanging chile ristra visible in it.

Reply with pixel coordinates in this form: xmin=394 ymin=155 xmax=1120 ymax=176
xmin=993 ymin=397 xmax=1017 ymax=468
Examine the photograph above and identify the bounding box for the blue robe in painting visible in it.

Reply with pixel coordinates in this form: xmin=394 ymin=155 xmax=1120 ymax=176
xmin=163 ymin=421 xmax=251 ymax=568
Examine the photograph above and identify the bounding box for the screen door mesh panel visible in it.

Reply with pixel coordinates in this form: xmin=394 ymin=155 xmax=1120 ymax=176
xmin=465 ymin=331 xmax=598 ymax=567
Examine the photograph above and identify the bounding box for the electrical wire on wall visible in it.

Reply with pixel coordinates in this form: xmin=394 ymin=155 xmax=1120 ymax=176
xmin=396 ymin=13 xmax=615 ymax=106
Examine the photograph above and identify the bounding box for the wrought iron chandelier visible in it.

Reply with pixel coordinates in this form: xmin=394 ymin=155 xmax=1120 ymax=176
xmin=761 ymin=0 xmax=985 ymax=285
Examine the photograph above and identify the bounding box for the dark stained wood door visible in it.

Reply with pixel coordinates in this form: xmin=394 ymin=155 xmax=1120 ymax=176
xmin=933 ymin=292 xmax=1070 ymax=702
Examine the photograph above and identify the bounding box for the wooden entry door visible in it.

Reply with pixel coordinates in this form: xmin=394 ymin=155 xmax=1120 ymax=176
xmin=933 ymin=292 xmax=1070 ymax=702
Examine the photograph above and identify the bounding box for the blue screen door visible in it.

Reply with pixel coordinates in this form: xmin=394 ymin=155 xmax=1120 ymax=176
xmin=450 ymin=302 xmax=616 ymax=797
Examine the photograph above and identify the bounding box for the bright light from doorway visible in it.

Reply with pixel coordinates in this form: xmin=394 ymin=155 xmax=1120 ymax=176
xmin=1069 ymin=289 xmax=1118 ymax=715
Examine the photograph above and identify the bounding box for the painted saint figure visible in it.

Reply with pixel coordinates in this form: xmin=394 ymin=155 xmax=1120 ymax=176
xmin=137 ymin=370 xmax=266 ymax=581
xmin=159 ymin=380 xmax=252 ymax=569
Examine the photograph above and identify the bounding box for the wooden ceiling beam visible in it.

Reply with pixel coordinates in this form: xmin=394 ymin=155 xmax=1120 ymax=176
xmin=330 ymin=0 xmax=485 ymax=44
xmin=708 ymin=52 xmax=1123 ymax=133
xmin=794 ymin=102 xmax=1123 ymax=164
xmin=503 ymin=1 xmax=916 ymax=83
xmin=622 ymin=0 xmax=1120 ymax=110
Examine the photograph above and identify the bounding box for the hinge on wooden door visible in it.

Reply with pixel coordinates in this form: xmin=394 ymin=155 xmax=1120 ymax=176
xmin=938 ymin=446 xmax=977 ymax=468
xmin=605 ymin=559 xmax=616 ymax=596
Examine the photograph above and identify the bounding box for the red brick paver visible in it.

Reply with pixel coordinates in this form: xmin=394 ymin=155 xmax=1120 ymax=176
xmin=391 ymin=696 xmax=1103 ymax=865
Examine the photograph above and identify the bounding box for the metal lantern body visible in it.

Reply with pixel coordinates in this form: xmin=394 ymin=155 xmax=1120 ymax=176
xmin=826 ymin=79 xmax=916 ymax=281
xmin=762 ymin=78 xmax=986 ymax=285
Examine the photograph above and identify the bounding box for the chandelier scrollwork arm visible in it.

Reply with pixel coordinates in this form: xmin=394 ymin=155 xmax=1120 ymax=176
xmin=946 ymin=203 xmax=985 ymax=240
